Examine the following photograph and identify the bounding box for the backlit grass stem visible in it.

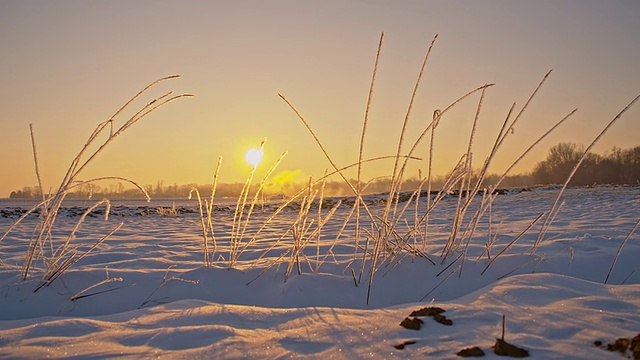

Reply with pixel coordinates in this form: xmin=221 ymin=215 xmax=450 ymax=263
xmin=534 ymin=93 xmax=640 ymax=249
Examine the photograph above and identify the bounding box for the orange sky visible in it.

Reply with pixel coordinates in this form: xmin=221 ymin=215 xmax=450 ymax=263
xmin=1 ymin=1 xmax=639 ymax=197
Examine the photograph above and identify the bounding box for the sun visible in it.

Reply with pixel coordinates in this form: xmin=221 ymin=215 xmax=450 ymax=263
xmin=245 ymin=148 xmax=264 ymax=168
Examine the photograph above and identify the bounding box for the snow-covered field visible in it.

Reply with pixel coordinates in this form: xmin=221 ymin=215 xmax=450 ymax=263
xmin=0 ymin=186 xmax=639 ymax=359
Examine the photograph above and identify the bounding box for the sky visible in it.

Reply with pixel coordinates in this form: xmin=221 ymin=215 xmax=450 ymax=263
xmin=0 ymin=0 xmax=639 ymax=198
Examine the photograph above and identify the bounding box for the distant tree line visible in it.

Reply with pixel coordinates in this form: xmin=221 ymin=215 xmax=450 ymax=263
xmin=531 ymin=143 xmax=640 ymax=186
xmin=7 ymin=175 xmax=532 ymax=200
xmin=8 ymin=143 xmax=640 ymax=199
xmin=9 ymin=182 xmax=246 ymax=200
xmin=9 ymin=187 xmax=43 ymax=199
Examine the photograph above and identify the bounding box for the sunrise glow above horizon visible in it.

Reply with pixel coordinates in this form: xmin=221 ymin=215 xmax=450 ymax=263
xmin=0 ymin=1 xmax=638 ymax=197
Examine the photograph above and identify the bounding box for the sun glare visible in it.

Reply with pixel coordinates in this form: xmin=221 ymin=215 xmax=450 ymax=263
xmin=245 ymin=148 xmax=264 ymax=168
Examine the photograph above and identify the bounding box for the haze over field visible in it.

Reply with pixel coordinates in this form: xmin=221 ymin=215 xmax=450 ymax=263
xmin=1 ymin=0 xmax=639 ymax=198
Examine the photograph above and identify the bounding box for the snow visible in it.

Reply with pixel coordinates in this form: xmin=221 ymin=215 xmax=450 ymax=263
xmin=0 ymin=186 xmax=639 ymax=359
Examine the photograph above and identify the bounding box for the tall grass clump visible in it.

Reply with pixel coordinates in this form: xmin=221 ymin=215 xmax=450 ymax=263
xmin=533 ymin=93 xmax=640 ymax=250
xmin=273 ymin=32 xmax=613 ymax=304
xmin=276 ymin=32 xmax=562 ymax=303
xmin=189 ymin=156 xmax=223 ymax=267
xmin=229 ymin=141 xmax=288 ymax=268
xmin=190 ymin=138 xmax=292 ymax=269
xmin=245 ymin=177 xmax=344 ymax=285
xmin=0 ymin=75 xmax=193 ymax=290
xmin=186 ymin=32 xmax=639 ymax=304
xmin=275 ymin=33 xmax=479 ymax=301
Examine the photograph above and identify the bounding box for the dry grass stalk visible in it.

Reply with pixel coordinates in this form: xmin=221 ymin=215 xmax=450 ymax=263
xmin=363 ymin=81 xmax=493 ymax=303
xmin=29 ymin=124 xmax=46 ymax=206
xmin=421 ymin=69 xmax=573 ymax=274
xmin=282 ymin=181 xmax=344 ymax=281
xmin=275 ymin=38 xmax=582 ymax=305
xmin=605 ymin=216 xmax=640 ymax=284
xmin=228 ymin=149 xmax=288 ymax=267
xmin=70 ymin=276 xmax=125 ymax=301
xmin=356 ymin=32 xmax=384 ymax=265
xmin=256 ymin=177 xmax=343 ymax=280
xmin=452 ymin=106 xmax=578 ymax=265
xmin=1 ymin=76 xmax=192 ymax=286
xmin=189 ymin=156 xmax=223 ymax=267
xmin=138 ymin=266 xmax=199 ymax=309
xmin=481 ymin=213 xmax=545 ymax=276
xmin=35 ymin=221 xmax=123 ymax=292
xmin=230 ymin=139 xmax=266 ymax=267
xmin=243 ymin=157 xmax=397 ymax=253
xmin=189 ymin=188 xmax=210 ymax=265
xmin=385 ymin=33 xmax=439 ymax=219
xmin=444 ymin=88 xmax=487 ymax=255
xmin=534 ymin=93 xmax=640 ymax=249
xmin=442 ymin=70 xmax=557 ymax=258
xmin=315 ymin=170 xmax=328 ymax=272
